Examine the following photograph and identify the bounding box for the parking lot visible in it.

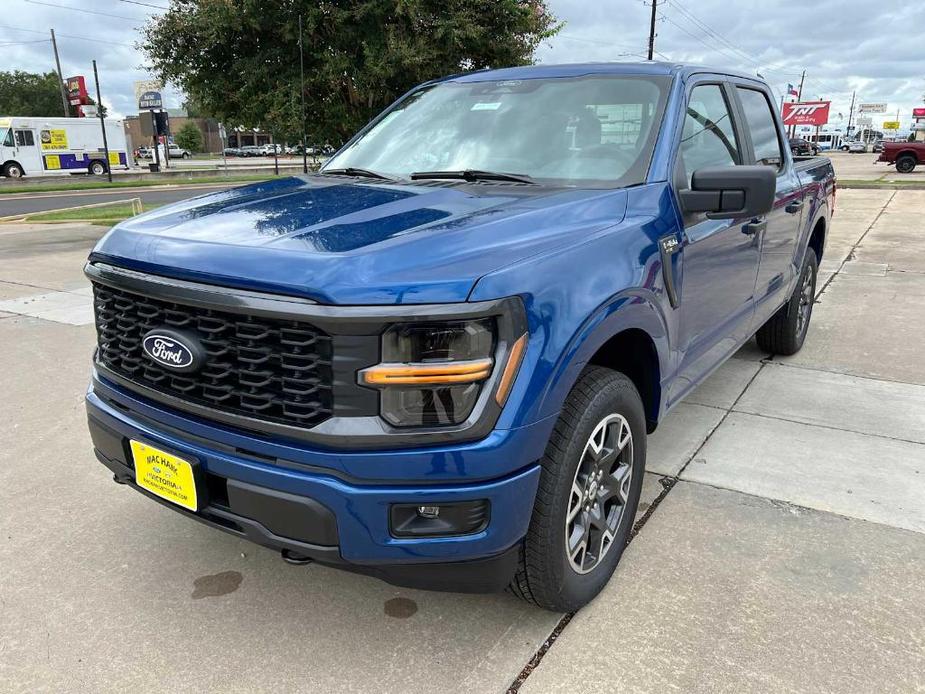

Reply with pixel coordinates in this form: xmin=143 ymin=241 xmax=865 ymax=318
xmin=1 ymin=187 xmax=923 ymax=692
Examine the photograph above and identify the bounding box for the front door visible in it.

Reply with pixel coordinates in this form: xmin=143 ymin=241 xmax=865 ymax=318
xmin=13 ymin=128 xmax=39 ymax=171
xmin=670 ymin=81 xmax=761 ymax=403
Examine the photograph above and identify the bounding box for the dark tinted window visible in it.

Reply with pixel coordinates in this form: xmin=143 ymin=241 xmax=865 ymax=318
xmin=679 ymin=84 xmax=740 ymax=184
xmin=737 ymin=88 xmax=783 ymax=169
xmin=14 ymin=130 xmax=35 ymax=147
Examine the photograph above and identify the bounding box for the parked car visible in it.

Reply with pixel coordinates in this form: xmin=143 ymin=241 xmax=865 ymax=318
xmin=238 ymin=145 xmax=263 ymax=157
xmin=789 ymin=137 xmax=818 ymax=156
xmin=83 ymin=63 xmax=835 ymax=611
xmin=848 ymin=141 xmax=867 ymax=153
xmin=872 ymin=140 xmax=884 ymax=153
xmin=222 ymin=146 xmax=240 ymax=157
xmin=877 ymin=140 xmax=925 ymax=172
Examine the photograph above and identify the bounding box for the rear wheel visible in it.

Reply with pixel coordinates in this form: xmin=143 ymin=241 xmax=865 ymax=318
xmin=509 ymin=366 xmax=645 ymax=612
xmin=896 ymin=155 xmax=916 ymax=173
xmin=3 ymin=161 xmax=24 ymax=178
xmin=89 ymin=160 xmax=107 ymax=176
xmin=755 ymin=250 xmax=818 ymax=355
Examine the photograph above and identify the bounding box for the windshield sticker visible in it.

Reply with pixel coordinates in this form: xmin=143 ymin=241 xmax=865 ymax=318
xmin=471 ymin=102 xmax=502 ymax=111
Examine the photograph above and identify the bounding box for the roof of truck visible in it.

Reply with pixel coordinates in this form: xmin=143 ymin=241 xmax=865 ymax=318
xmin=442 ymin=62 xmax=764 ymax=84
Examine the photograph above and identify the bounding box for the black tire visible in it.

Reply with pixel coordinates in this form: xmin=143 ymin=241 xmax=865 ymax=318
xmin=182 ymin=152 xmax=191 ymax=159
xmin=89 ymin=160 xmax=107 ymax=176
xmin=896 ymin=155 xmax=916 ymax=174
xmin=3 ymin=161 xmax=24 ymax=178
xmin=755 ymin=250 xmax=818 ymax=355
xmin=509 ymin=366 xmax=646 ymax=612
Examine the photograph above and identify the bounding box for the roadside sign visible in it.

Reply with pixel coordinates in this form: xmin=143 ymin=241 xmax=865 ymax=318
xmin=65 ymin=75 xmax=88 ymax=106
xmin=782 ymin=101 xmax=831 ymax=126
xmin=138 ymin=90 xmax=163 ymax=110
xmin=883 ymin=121 xmax=900 ymax=130
xmin=859 ymin=103 xmax=887 ymax=113
xmin=913 ymin=107 xmax=925 ymax=118
xmin=856 ymin=116 xmax=872 ymax=126
xmin=133 ymin=79 xmax=163 ymax=103
xmin=79 ymin=104 xmax=98 ymax=118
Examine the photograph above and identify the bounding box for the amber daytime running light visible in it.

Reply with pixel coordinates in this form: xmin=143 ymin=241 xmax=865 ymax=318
xmin=358 ymin=318 xmax=527 ymax=428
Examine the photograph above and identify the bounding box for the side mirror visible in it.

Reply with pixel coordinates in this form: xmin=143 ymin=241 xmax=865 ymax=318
xmin=679 ymin=165 xmax=776 ymax=220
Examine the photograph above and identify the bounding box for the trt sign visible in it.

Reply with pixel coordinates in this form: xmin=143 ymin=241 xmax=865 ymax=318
xmin=782 ymin=101 xmax=831 ymax=126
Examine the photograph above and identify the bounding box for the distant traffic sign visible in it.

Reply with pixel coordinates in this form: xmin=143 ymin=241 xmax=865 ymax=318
xmin=138 ymin=90 xmax=163 ymax=110
xmin=882 ymin=121 xmax=900 ymax=131
xmin=859 ymin=103 xmax=887 ymax=113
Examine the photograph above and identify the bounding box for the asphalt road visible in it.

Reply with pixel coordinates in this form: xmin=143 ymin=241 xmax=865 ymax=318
xmin=0 ymin=183 xmax=242 ymax=217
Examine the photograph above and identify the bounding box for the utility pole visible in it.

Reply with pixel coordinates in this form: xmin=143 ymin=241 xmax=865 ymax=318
xmin=92 ymin=60 xmax=112 ymax=183
xmin=647 ymin=0 xmax=658 ymax=60
xmin=299 ymin=13 xmax=308 ymax=174
xmin=50 ymin=29 xmax=69 ymax=117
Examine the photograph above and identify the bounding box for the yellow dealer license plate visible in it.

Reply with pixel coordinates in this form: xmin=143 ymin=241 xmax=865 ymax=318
xmin=130 ymin=440 xmax=198 ymax=512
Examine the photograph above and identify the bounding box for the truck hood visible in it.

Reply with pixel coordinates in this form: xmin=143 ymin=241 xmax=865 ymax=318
xmin=91 ymin=176 xmax=628 ymax=304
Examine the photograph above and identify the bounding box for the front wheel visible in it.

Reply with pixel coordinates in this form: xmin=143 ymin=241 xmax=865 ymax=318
xmin=182 ymin=152 xmax=191 ymax=159
xmin=509 ymin=367 xmax=646 ymax=612
xmin=755 ymin=250 xmax=818 ymax=355
xmin=896 ymin=155 xmax=916 ymax=173
xmin=3 ymin=162 xmax=24 ymax=178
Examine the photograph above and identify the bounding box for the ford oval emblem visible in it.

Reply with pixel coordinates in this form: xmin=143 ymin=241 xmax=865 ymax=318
xmin=142 ymin=330 xmax=201 ymax=372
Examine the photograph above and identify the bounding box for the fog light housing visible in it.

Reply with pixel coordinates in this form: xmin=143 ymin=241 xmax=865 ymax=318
xmin=390 ymin=500 xmax=490 ymax=537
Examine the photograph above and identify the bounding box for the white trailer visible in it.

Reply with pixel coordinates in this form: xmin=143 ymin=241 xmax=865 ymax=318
xmin=0 ymin=116 xmax=130 ymax=178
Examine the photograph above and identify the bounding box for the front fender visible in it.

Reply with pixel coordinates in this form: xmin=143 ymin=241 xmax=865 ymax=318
xmin=535 ymin=289 xmax=671 ymax=424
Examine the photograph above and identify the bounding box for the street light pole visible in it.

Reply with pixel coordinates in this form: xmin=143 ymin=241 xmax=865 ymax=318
xmin=92 ymin=60 xmax=112 ymax=183
xmin=647 ymin=0 xmax=657 ymax=60
xmin=299 ymin=13 xmax=308 ymax=174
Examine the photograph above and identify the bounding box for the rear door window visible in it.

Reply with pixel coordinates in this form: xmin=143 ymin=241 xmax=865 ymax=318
xmin=736 ymin=88 xmax=784 ymax=170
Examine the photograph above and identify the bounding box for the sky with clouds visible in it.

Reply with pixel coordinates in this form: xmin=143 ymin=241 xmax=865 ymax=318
xmin=2 ymin=0 xmax=923 ymax=132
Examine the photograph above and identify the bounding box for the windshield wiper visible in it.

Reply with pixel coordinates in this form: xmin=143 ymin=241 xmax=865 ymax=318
xmin=320 ymin=167 xmax=396 ymax=181
xmin=410 ymin=169 xmax=536 ymax=185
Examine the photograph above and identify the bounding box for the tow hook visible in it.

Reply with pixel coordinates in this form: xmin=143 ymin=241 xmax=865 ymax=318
xmin=281 ymin=549 xmax=314 ymax=565
xmin=112 ymin=473 xmax=129 ymax=485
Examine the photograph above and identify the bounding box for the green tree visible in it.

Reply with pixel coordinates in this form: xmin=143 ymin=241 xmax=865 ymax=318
xmin=0 ymin=70 xmax=106 ymax=118
xmin=175 ymin=121 xmax=203 ymax=152
xmin=141 ymin=0 xmax=560 ymax=145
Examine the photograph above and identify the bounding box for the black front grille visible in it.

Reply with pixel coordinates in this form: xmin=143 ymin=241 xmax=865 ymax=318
xmin=92 ymin=282 xmax=334 ymax=428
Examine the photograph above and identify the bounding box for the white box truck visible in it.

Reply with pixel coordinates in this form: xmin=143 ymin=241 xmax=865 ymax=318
xmin=0 ymin=116 xmax=130 ymax=178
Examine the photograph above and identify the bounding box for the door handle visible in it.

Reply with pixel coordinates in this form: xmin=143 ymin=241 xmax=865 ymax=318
xmin=785 ymin=200 xmax=804 ymax=214
xmin=742 ymin=219 xmax=767 ymax=237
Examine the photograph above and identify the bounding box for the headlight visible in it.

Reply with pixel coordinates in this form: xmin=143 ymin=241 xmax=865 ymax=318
xmin=360 ymin=319 xmax=497 ymax=427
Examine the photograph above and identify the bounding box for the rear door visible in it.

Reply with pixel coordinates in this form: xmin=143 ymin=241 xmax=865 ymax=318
xmin=731 ymin=84 xmax=805 ymax=323
xmin=670 ymin=78 xmax=761 ymax=401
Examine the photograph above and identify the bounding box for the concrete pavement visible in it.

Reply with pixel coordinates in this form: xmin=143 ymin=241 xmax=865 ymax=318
xmin=0 ymin=188 xmax=923 ymax=692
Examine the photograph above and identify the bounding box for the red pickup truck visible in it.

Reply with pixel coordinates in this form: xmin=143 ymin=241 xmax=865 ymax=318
xmin=877 ymin=141 xmax=925 ymax=173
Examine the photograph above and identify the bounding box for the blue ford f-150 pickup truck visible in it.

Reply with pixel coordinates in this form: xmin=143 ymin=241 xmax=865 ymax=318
xmin=85 ymin=62 xmax=835 ymax=611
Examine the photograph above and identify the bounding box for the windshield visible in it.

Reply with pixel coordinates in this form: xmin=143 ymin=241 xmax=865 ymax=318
xmin=0 ymin=128 xmax=11 ymax=148
xmin=326 ymin=75 xmax=672 ymax=187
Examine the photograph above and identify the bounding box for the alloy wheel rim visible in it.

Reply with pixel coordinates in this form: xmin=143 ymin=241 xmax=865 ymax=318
xmin=565 ymin=413 xmax=633 ymax=575
xmin=796 ymin=264 xmax=814 ymax=336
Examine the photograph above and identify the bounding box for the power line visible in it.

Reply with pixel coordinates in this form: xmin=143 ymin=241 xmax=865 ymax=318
xmin=23 ymin=0 xmax=142 ymax=21
xmin=119 ymin=0 xmax=169 ymax=8
xmin=0 ymin=23 xmax=136 ymax=48
xmin=0 ymin=38 xmax=51 ymax=46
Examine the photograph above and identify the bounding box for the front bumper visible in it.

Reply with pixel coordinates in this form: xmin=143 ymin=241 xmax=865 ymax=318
xmin=87 ymin=378 xmax=545 ymax=592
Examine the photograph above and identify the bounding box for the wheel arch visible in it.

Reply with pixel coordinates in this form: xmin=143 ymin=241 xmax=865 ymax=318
xmin=2 ymin=160 xmax=25 ymax=176
xmin=536 ymin=291 xmax=669 ymax=434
